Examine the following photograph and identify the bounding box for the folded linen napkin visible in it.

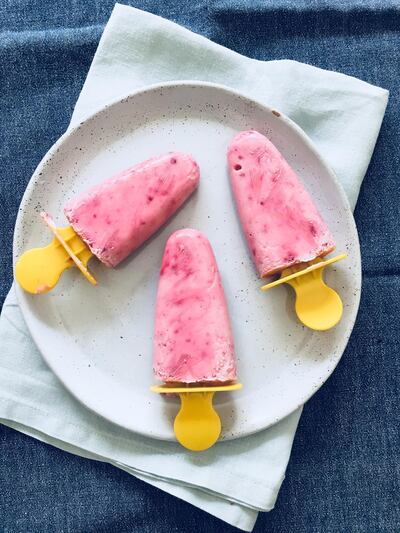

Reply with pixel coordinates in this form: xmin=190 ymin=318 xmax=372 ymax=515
xmin=0 ymin=4 xmax=388 ymax=531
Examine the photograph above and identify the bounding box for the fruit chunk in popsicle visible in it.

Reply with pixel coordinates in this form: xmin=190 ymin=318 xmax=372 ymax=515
xmin=64 ymin=153 xmax=200 ymax=267
xmin=153 ymin=229 xmax=237 ymax=384
xmin=228 ymin=130 xmax=335 ymax=277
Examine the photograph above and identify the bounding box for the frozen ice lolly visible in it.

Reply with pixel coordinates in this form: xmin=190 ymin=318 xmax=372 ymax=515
xmin=64 ymin=153 xmax=200 ymax=267
xmin=153 ymin=229 xmax=237 ymax=384
xmin=228 ymin=130 xmax=335 ymax=277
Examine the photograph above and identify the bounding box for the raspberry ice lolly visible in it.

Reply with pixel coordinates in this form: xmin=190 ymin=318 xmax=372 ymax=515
xmin=16 ymin=152 xmax=199 ymax=294
xmin=228 ymin=130 xmax=335 ymax=277
xmin=153 ymin=229 xmax=237 ymax=384
xmin=64 ymin=153 xmax=200 ymax=267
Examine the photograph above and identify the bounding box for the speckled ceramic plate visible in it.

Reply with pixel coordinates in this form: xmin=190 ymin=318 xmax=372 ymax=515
xmin=13 ymin=82 xmax=361 ymax=441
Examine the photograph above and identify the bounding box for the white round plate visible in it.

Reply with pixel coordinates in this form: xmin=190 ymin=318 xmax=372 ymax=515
xmin=14 ymin=82 xmax=361 ymax=441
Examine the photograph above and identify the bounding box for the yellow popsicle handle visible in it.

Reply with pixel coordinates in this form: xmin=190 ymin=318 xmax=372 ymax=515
xmin=16 ymin=236 xmax=74 ymax=294
xmin=151 ymin=383 xmax=242 ymax=451
xmin=174 ymin=392 xmax=220 ymax=451
xmin=261 ymin=254 xmax=347 ymax=331
xmin=15 ymin=213 xmax=96 ymax=294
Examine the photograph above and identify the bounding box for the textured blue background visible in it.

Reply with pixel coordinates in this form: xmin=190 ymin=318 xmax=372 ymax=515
xmin=1 ymin=1 xmax=399 ymax=532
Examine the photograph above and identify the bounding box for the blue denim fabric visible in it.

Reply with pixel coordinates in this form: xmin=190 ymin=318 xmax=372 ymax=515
xmin=1 ymin=1 xmax=399 ymax=532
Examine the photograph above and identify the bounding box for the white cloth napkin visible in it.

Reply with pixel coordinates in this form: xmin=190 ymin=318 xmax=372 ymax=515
xmin=0 ymin=4 xmax=388 ymax=531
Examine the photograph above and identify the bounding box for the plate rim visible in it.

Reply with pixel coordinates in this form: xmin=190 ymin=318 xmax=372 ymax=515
xmin=13 ymin=80 xmax=361 ymax=440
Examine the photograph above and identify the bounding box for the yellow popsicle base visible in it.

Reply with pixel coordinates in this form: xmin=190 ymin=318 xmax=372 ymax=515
xmin=151 ymin=383 xmax=243 ymax=451
xmin=15 ymin=213 xmax=96 ymax=294
xmin=261 ymin=254 xmax=347 ymax=331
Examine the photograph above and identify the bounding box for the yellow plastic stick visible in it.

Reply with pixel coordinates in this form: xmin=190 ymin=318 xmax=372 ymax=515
xmin=151 ymin=383 xmax=243 ymax=451
xmin=261 ymin=254 xmax=347 ymax=331
xmin=15 ymin=213 xmax=96 ymax=294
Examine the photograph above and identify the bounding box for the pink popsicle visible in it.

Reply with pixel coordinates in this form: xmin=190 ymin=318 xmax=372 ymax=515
xmin=64 ymin=153 xmax=200 ymax=267
xmin=153 ymin=229 xmax=237 ymax=384
xmin=228 ymin=130 xmax=335 ymax=277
